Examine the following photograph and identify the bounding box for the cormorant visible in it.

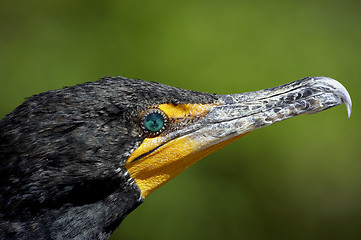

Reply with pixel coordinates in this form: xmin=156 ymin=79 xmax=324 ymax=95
xmin=0 ymin=76 xmax=352 ymax=239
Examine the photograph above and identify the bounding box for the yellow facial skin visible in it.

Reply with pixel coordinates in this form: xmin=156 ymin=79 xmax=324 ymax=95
xmin=125 ymin=103 xmax=247 ymax=198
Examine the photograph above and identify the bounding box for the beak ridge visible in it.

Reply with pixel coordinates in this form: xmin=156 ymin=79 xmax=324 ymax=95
xmin=203 ymin=76 xmax=352 ymax=138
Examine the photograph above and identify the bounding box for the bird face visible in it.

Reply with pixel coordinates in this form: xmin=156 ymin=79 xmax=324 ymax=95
xmin=125 ymin=76 xmax=352 ymax=199
xmin=125 ymin=103 xmax=218 ymax=198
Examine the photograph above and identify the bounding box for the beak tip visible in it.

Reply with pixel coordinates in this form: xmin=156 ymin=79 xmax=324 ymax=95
xmin=312 ymin=76 xmax=352 ymax=119
xmin=345 ymin=105 xmax=352 ymax=119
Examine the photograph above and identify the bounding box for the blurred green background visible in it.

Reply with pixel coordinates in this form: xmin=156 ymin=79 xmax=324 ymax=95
xmin=1 ymin=0 xmax=360 ymax=239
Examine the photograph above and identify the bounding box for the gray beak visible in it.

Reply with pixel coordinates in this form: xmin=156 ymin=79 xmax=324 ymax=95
xmin=190 ymin=76 xmax=352 ymax=145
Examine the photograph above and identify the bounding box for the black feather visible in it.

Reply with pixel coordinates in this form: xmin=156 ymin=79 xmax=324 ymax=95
xmin=0 ymin=76 xmax=217 ymax=239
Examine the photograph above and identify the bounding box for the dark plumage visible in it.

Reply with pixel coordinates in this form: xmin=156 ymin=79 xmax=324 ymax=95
xmin=0 ymin=76 xmax=216 ymax=239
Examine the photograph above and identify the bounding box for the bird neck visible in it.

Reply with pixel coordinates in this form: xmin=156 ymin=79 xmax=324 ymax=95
xmin=0 ymin=171 xmax=143 ymax=240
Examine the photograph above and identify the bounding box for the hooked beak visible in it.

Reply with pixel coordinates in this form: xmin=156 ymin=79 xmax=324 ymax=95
xmin=196 ymin=76 xmax=352 ymax=143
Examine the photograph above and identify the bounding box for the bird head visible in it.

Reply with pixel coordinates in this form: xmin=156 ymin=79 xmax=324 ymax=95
xmin=0 ymin=76 xmax=351 ymax=239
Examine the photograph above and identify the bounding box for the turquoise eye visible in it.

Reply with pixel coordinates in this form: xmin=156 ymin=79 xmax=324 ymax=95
xmin=141 ymin=109 xmax=168 ymax=136
xmin=144 ymin=113 xmax=164 ymax=132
